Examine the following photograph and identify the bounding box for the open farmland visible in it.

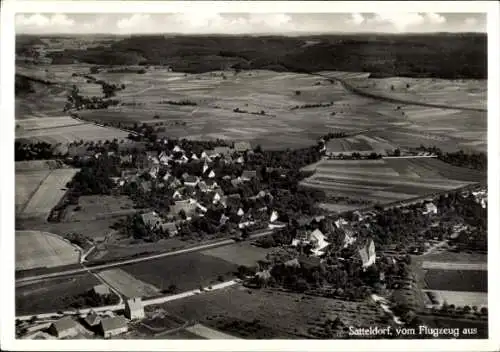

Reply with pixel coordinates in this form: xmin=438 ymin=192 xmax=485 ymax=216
xmin=16 ymin=167 xmax=79 ymax=220
xmin=300 ymin=157 xmax=482 ymax=208
xmin=422 ymin=290 xmax=488 ymax=309
xmin=345 ymin=76 xmax=487 ymax=111
xmin=98 ymin=269 xmax=160 ymax=298
xmin=200 ymin=243 xmax=272 ymax=267
xmin=160 ymin=286 xmax=386 ymax=339
xmin=16 ymin=273 xmax=99 ymax=315
xmin=16 ymin=230 xmax=80 ymax=271
xmin=121 ymin=252 xmax=238 ymax=292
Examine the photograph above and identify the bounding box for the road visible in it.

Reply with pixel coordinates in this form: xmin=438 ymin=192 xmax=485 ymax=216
xmin=16 ymin=230 xmax=274 ymax=284
xmin=382 ymin=155 xmax=437 ymax=159
xmin=16 ymin=280 xmax=240 ymax=321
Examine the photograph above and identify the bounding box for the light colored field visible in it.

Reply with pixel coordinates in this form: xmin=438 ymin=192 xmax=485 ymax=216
xmin=20 ymin=168 xmax=79 ymax=219
xmin=17 ymin=123 xmax=130 ymax=144
xmin=15 ymin=116 xmax=85 ymax=130
xmin=98 ymin=268 xmax=160 ymax=298
xmin=201 ymin=243 xmax=272 ymax=267
xmin=186 ymin=324 xmax=240 ymax=339
xmin=16 ymin=230 xmax=80 ymax=271
xmin=423 ymin=290 xmax=487 ymax=308
xmin=15 ymin=160 xmax=63 ymax=172
xmin=15 ymin=170 xmax=51 ymax=213
xmin=422 ymin=262 xmax=487 ymax=271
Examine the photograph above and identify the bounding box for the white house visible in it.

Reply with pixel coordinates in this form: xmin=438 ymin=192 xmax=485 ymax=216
xmin=203 ymin=163 xmax=209 ymax=174
xmin=48 ymin=317 xmax=80 ymax=339
xmin=184 ymin=175 xmax=199 ymax=187
xmin=422 ymin=203 xmax=438 ymax=215
xmin=208 ymin=170 xmax=216 ymax=178
xmin=237 ymin=208 xmax=245 ymax=217
xmin=173 ymin=145 xmax=183 ymax=153
xmin=191 ymin=153 xmax=199 ymax=161
xmin=359 ymin=239 xmax=376 ymax=268
xmin=270 ymin=210 xmax=279 ymax=223
xmin=309 ymin=229 xmax=330 ymax=256
xmin=173 ymin=190 xmax=183 ymax=200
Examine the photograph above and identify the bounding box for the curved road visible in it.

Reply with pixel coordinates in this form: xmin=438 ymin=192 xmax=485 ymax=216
xmin=313 ymin=73 xmax=487 ymax=113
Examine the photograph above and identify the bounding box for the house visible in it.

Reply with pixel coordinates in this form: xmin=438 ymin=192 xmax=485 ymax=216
xmin=284 ymin=258 xmax=301 ymax=268
xmin=92 ymin=284 xmax=111 ymax=296
xmin=171 ymin=199 xmax=198 ymax=219
xmin=358 ymin=239 xmax=376 ymax=268
xmin=241 ymin=170 xmax=257 ymax=181
xmin=121 ymin=169 xmax=138 ymax=180
xmin=197 ymin=181 xmax=208 ymax=193
xmin=120 ymin=154 xmax=133 ymax=164
xmin=159 ymin=152 xmax=171 ymax=164
xmin=149 ymin=165 xmax=160 ymax=178
xmin=236 ymin=156 xmax=245 ymax=164
xmin=231 ymin=177 xmax=243 ymax=187
xmin=48 ymin=317 xmax=80 ymax=339
xmin=214 ymin=146 xmax=233 ymax=156
xmin=239 ymin=220 xmax=256 ymax=229
xmin=169 ymin=178 xmax=182 ymax=189
xmin=269 ymin=210 xmax=279 ymax=223
xmin=237 ymin=208 xmax=245 ymax=217
xmin=342 ymin=227 xmax=356 ymax=248
xmin=124 ymin=297 xmax=145 ymax=320
xmin=205 ymin=179 xmax=218 ymax=190
xmin=184 ymin=175 xmax=199 ymax=187
xmin=191 ymin=153 xmax=199 ymax=161
xmin=220 ymin=213 xmax=230 ymax=226
xmin=268 ymin=221 xmax=287 ymax=229
xmin=173 ymin=190 xmax=183 ymax=200
xmin=234 ymin=141 xmax=252 ymax=153
xmin=207 ymin=170 xmax=216 ymax=178
xmin=173 ymin=145 xmax=184 ymax=153
xmin=160 ymin=222 xmax=178 ymax=236
xmin=422 ymin=202 xmax=438 ymax=215
xmin=335 ymin=218 xmax=349 ymax=229
xmin=99 ymin=316 xmax=129 ymax=338
xmin=200 ymin=151 xmax=212 ymax=162
xmin=84 ymin=311 xmax=101 ymax=327
xmin=309 ymin=229 xmax=330 ymax=256
xmin=141 ymin=211 xmax=162 ymax=230
xmin=202 ymin=162 xmax=209 ymax=174
xmin=139 ymin=180 xmax=152 ymax=193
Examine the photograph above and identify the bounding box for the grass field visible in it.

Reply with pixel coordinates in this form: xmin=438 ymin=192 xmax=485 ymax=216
xmin=424 ymin=269 xmax=487 ymax=292
xmin=16 ymin=168 xmax=79 ymax=219
xmin=160 ymin=286 xmax=385 ymax=339
xmin=61 ymin=195 xmax=135 ymax=222
xmin=421 ymin=262 xmax=487 ymax=271
xmin=121 ymin=252 xmax=238 ymax=292
xmin=98 ymin=268 xmax=160 ymax=298
xmin=422 ymin=290 xmax=488 ymax=309
xmin=200 ymin=243 xmax=272 ymax=267
xmin=16 ymin=273 xmax=99 ymax=315
xmin=16 ymin=230 xmax=80 ymax=271
xmin=300 ymin=157 xmax=481 ymax=207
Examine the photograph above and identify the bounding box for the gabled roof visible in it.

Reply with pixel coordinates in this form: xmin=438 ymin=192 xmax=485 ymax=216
xmin=184 ymin=175 xmax=198 ymax=183
xmin=234 ymin=141 xmax=252 ymax=152
xmin=214 ymin=146 xmax=233 ymax=156
xmin=100 ymin=316 xmax=128 ymax=333
xmin=51 ymin=316 xmax=79 ymax=333
xmin=84 ymin=311 xmax=101 ymax=326
xmin=241 ymin=170 xmax=257 ymax=179
xmin=125 ymin=297 xmax=143 ymax=311
xmin=141 ymin=211 xmax=161 ymax=227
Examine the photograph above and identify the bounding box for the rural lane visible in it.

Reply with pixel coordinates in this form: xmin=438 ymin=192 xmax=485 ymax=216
xmin=16 ymin=230 xmax=274 ymax=284
xmin=16 ymin=280 xmax=240 ymax=321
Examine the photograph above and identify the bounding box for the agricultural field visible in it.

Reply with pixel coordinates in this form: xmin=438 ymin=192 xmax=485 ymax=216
xmin=300 ymin=157 xmax=482 ymax=207
xmin=424 ymin=269 xmax=487 ymax=293
xmin=16 ymin=167 xmax=79 ymax=220
xmin=422 ymin=290 xmax=488 ymax=309
xmin=17 ymin=65 xmax=487 ymax=152
xmin=15 ymin=230 xmax=80 ymax=271
xmin=61 ymin=195 xmax=136 ymax=222
xmin=161 ymin=286 xmax=387 ymax=339
xmin=97 ymin=269 xmax=160 ymax=298
xmin=421 ymin=262 xmax=487 ymax=271
xmin=345 ymin=76 xmax=487 ymax=111
xmin=121 ymin=252 xmax=238 ymax=292
xmin=16 ymin=273 xmax=99 ymax=315
xmin=16 ymin=121 xmax=130 ymax=144
xmin=200 ymin=243 xmax=272 ymax=267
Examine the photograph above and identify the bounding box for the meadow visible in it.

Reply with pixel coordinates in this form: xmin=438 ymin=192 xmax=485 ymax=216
xmin=15 ymin=230 xmax=80 ymax=271
xmin=200 ymin=243 xmax=272 ymax=267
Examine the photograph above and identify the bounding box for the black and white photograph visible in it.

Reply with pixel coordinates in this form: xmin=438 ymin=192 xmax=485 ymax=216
xmin=1 ymin=1 xmax=499 ymax=351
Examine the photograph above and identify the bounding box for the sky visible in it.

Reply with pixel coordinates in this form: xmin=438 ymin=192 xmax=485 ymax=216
xmin=15 ymin=12 xmax=487 ymax=35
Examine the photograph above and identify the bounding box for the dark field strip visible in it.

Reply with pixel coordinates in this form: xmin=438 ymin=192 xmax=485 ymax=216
xmin=424 ymin=269 xmax=487 ymax=293
xmin=122 ymin=252 xmax=238 ymax=293
xmin=409 ymin=158 xmax=486 ymax=183
xmin=16 ymin=273 xmax=99 ymax=315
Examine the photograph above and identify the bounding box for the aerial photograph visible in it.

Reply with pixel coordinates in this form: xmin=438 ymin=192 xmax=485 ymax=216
xmin=13 ymin=10 xmax=488 ymax=341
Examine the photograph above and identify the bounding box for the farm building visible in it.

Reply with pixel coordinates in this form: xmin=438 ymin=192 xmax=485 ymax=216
xmin=309 ymin=229 xmax=330 ymax=256
xmin=160 ymin=222 xmax=178 ymax=236
xmin=99 ymin=316 xmax=129 ymax=338
xmin=231 ymin=177 xmax=243 ymax=187
xmin=234 ymin=141 xmax=252 ymax=153
xmin=92 ymin=284 xmax=111 ymax=296
xmin=269 ymin=210 xmax=279 ymax=223
xmin=48 ymin=316 xmax=80 ymax=339
xmin=84 ymin=311 xmax=101 ymax=327
xmin=124 ymin=297 xmax=145 ymax=320
xmin=141 ymin=211 xmax=162 ymax=229
xmin=171 ymin=199 xmax=198 ymax=218
xmin=422 ymin=202 xmax=438 ymax=215
xmin=184 ymin=175 xmax=199 ymax=187
xmin=214 ymin=146 xmax=233 ymax=156
xmin=241 ymin=170 xmax=257 ymax=181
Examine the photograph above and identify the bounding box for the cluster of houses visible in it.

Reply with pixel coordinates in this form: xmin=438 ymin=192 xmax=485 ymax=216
xmin=23 ymin=297 xmax=145 ymax=340
xmin=471 ymin=189 xmax=487 ymax=209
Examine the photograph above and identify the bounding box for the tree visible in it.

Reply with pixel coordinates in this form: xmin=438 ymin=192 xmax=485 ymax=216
xmin=295 ymin=90 xmax=301 ymax=96
xmin=480 ymin=307 xmax=488 ymax=315
xmin=394 ymin=148 xmax=401 ymax=157
xmin=390 ymin=85 xmax=395 ymax=91
xmin=167 ymin=284 xmax=177 ymax=293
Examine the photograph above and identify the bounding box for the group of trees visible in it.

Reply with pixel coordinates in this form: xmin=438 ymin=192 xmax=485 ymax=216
xmin=291 ymin=102 xmax=334 ymax=110
xmin=159 ymin=99 xmax=197 ymax=106
xmin=15 ymin=141 xmax=55 ymax=161
xmin=64 ymin=85 xmax=120 ymax=111
xmin=416 ymin=145 xmax=487 ymax=171
xmin=63 ymin=289 xmax=119 ymax=309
